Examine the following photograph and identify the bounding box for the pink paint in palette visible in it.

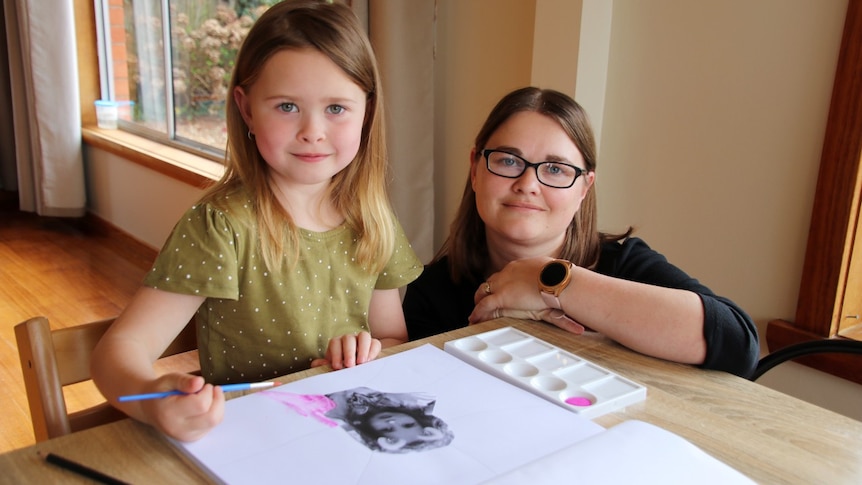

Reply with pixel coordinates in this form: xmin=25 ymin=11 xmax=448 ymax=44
xmin=565 ymin=396 xmax=593 ymax=407
xmin=444 ymin=327 xmax=647 ymax=419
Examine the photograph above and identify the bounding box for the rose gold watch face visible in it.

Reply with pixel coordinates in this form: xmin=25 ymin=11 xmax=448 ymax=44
xmin=539 ymin=260 xmax=570 ymax=293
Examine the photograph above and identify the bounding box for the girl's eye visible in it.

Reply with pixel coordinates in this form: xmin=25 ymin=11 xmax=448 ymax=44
xmin=327 ymin=105 xmax=346 ymax=115
xmin=278 ymin=102 xmax=297 ymax=113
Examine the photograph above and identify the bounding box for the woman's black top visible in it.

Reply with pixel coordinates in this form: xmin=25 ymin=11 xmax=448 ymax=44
xmin=403 ymin=237 xmax=759 ymax=378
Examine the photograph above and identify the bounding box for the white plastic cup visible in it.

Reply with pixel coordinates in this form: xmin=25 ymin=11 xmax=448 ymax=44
xmin=94 ymin=100 xmax=119 ymax=129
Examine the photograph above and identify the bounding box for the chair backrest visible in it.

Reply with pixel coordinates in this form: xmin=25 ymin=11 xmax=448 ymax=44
xmin=15 ymin=316 xmax=197 ymax=442
xmin=750 ymin=338 xmax=862 ymax=381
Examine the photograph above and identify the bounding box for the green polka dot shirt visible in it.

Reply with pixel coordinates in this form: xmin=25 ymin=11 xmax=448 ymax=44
xmin=144 ymin=188 xmax=423 ymax=384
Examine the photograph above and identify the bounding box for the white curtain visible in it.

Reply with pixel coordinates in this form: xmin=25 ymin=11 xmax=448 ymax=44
xmin=132 ymin=0 xmax=166 ymax=124
xmin=366 ymin=0 xmax=437 ymax=262
xmin=1 ymin=0 xmax=85 ymax=216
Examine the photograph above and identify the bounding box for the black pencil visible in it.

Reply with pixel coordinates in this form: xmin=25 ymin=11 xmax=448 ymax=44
xmin=39 ymin=451 xmax=130 ymax=485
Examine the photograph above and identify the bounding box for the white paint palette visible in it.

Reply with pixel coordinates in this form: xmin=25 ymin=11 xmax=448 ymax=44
xmin=444 ymin=327 xmax=647 ymax=419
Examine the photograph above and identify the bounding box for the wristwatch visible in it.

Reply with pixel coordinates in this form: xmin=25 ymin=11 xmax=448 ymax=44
xmin=538 ymin=259 xmax=574 ymax=310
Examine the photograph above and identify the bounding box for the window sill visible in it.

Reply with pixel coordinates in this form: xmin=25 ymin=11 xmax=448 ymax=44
xmin=81 ymin=126 xmax=224 ymax=188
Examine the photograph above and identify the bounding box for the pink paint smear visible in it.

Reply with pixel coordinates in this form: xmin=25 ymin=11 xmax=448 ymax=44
xmin=260 ymin=391 xmax=339 ymax=427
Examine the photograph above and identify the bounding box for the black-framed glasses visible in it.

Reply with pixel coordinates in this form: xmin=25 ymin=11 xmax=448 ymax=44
xmin=481 ymin=149 xmax=586 ymax=189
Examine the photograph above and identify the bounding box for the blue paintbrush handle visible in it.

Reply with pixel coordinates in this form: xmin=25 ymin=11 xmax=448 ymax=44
xmin=117 ymin=382 xmax=276 ymax=402
xmin=118 ymin=390 xmax=184 ymax=402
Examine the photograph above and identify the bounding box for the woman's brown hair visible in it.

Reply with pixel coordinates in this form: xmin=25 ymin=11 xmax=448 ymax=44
xmin=439 ymin=87 xmax=631 ymax=283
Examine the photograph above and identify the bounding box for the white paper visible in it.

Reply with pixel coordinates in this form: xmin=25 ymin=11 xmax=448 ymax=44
xmin=175 ymin=344 xmax=605 ymax=484
xmin=483 ymin=420 xmax=755 ymax=485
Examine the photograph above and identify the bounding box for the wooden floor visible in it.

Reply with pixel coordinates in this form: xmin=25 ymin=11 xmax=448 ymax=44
xmin=0 ymin=193 xmax=195 ymax=452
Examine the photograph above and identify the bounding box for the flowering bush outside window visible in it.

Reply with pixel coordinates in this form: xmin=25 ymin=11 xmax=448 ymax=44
xmin=99 ymin=0 xmax=276 ymax=159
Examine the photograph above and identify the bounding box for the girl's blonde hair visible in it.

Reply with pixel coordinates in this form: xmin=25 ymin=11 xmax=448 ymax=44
xmin=202 ymin=0 xmax=394 ymax=273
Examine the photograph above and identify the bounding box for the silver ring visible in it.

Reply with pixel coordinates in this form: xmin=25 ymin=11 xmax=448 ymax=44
xmin=483 ymin=282 xmax=492 ymax=294
xmin=493 ymin=308 xmax=501 ymax=319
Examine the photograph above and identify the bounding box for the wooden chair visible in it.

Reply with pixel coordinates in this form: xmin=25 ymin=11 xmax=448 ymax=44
xmin=14 ymin=316 xmax=198 ymax=442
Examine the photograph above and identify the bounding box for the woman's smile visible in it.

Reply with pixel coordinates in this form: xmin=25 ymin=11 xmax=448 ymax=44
xmin=501 ymin=198 xmax=544 ymax=212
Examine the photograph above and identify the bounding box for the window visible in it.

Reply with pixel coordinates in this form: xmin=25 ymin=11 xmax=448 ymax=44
xmin=94 ymin=0 xmax=278 ymax=161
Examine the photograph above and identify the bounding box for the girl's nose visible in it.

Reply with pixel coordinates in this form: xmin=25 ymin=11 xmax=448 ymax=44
xmin=297 ymin=114 xmax=325 ymax=142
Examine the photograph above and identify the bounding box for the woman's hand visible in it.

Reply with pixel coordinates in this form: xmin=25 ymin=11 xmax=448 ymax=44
xmin=470 ymin=257 xmax=553 ymax=322
xmin=315 ymin=331 xmax=382 ymax=370
xmin=469 ymin=257 xmax=585 ymax=335
xmin=136 ymin=373 xmax=225 ymax=442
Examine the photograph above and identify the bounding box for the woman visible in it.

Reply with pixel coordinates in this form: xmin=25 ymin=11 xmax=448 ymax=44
xmin=403 ymin=87 xmax=758 ymax=377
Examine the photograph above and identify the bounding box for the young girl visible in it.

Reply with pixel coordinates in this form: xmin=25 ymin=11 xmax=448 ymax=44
xmin=91 ymin=0 xmax=422 ymax=442
xmin=262 ymin=387 xmax=454 ymax=454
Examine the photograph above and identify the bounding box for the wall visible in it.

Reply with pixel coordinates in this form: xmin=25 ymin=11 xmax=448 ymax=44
xmin=85 ymin=147 xmax=204 ymax=249
xmin=82 ymin=0 xmax=862 ymax=420
xmin=432 ymin=0 xmax=537 ymax=245
xmin=593 ymin=0 xmax=860 ymax=419
xmin=598 ymin=0 xmax=844 ymax=323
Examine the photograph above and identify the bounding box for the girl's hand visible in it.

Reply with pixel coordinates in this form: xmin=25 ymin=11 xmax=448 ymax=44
xmin=136 ymin=373 xmax=226 ymax=442
xmin=318 ymin=331 xmax=382 ymax=370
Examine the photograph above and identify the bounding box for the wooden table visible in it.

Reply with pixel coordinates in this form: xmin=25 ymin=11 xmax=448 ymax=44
xmin=1 ymin=318 xmax=860 ymax=484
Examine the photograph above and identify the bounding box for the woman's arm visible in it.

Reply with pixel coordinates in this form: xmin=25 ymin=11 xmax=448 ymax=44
xmin=470 ymin=257 xmax=708 ymax=365
xmin=471 ymin=235 xmax=759 ymax=377
xmin=561 ymin=264 xmax=708 ymax=363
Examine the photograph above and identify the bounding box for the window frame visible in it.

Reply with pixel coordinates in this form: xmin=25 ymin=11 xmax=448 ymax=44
xmin=766 ymin=0 xmax=862 ymax=384
xmin=76 ymin=0 xmax=223 ymax=188
xmin=91 ymin=0 xmax=264 ymax=164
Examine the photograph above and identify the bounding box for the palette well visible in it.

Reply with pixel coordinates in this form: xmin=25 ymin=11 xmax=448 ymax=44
xmin=444 ymin=327 xmax=647 ymax=419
